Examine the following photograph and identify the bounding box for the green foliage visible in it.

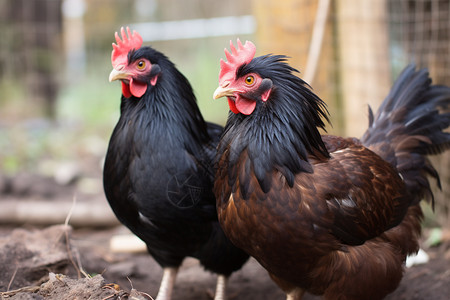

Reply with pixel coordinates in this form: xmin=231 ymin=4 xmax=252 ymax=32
xmin=57 ymin=70 xmax=119 ymax=134
xmin=175 ymin=43 xmax=231 ymax=126
xmin=0 ymin=30 xmax=243 ymax=176
xmin=425 ymin=228 xmax=443 ymax=247
xmin=0 ymin=63 xmax=117 ymax=175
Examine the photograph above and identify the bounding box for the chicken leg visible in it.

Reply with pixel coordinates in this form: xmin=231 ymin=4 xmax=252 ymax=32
xmin=155 ymin=267 xmax=178 ymax=300
xmin=286 ymin=288 xmax=305 ymax=300
xmin=213 ymin=275 xmax=228 ymax=300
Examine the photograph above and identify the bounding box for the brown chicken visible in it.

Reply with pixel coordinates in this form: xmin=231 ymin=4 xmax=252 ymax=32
xmin=212 ymin=40 xmax=450 ymax=300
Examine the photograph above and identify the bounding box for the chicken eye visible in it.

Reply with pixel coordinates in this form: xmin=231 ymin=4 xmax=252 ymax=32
xmin=137 ymin=60 xmax=146 ymax=70
xmin=245 ymin=75 xmax=255 ymax=85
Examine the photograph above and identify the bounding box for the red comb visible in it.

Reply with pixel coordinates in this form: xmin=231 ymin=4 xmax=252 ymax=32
xmin=111 ymin=27 xmax=143 ymax=69
xmin=219 ymin=39 xmax=256 ymax=85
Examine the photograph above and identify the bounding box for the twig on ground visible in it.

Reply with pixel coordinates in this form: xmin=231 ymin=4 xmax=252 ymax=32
xmin=101 ymin=284 xmax=121 ymax=300
xmin=6 ymin=264 xmax=19 ymax=292
xmin=127 ymin=277 xmax=134 ymax=290
xmin=1 ymin=285 xmax=40 ymax=297
xmin=127 ymin=277 xmax=154 ymax=300
xmin=63 ymin=194 xmax=89 ymax=279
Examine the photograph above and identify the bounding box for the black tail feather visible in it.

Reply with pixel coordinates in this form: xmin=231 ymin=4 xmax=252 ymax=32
xmin=361 ymin=65 xmax=450 ymax=206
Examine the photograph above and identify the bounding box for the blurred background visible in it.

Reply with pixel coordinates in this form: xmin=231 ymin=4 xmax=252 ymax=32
xmin=0 ymin=0 xmax=449 ymax=226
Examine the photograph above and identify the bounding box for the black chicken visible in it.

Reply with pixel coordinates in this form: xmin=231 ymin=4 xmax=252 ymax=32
xmin=104 ymin=28 xmax=248 ymax=300
xmin=213 ymin=39 xmax=450 ymax=299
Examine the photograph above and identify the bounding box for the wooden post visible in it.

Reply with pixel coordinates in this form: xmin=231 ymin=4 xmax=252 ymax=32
xmin=336 ymin=0 xmax=391 ymax=137
xmin=252 ymin=0 xmax=340 ymax=134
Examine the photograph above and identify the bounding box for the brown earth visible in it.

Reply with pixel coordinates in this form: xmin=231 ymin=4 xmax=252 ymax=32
xmin=0 ymin=172 xmax=449 ymax=300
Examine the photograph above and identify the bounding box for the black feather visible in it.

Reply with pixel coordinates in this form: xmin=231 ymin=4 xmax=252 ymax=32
xmin=104 ymin=46 xmax=248 ymax=275
xmin=218 ymin=55 xmax=330 ymax=199
xmin=361 ymin=64 xmax=450 ymax=206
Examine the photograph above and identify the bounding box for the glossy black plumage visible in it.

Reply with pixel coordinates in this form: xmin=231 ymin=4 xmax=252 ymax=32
xmin=104 ymin=46 xmax=248 ymax=276
xmin=219 ymin=55 xmax=330 ymax=198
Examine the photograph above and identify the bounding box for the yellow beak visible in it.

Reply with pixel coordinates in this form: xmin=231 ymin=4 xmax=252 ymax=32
xmin=109 ymin=68 xmax=131 ymax=82
xmin=213 ymin=86 xmax=236 ymax=100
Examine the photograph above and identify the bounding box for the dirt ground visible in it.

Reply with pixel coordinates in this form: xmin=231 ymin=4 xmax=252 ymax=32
xmin=1 ymin=170 xmax=450 ymax=300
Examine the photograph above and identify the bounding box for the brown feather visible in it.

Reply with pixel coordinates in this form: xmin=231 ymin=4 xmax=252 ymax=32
xmin=214 ymin=63 xmax=449 ymax=299
xmin=215 ymin=136 xmax=422 ymax=300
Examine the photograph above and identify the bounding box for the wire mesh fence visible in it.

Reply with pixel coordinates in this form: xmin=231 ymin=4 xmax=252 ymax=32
xmin=389 ymin=0 xmax=450 ymax=84
xmin=388 ymin=0 xmax=450 ymax=225
xmin=0 ymin=0 xmax=63 ymax=118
